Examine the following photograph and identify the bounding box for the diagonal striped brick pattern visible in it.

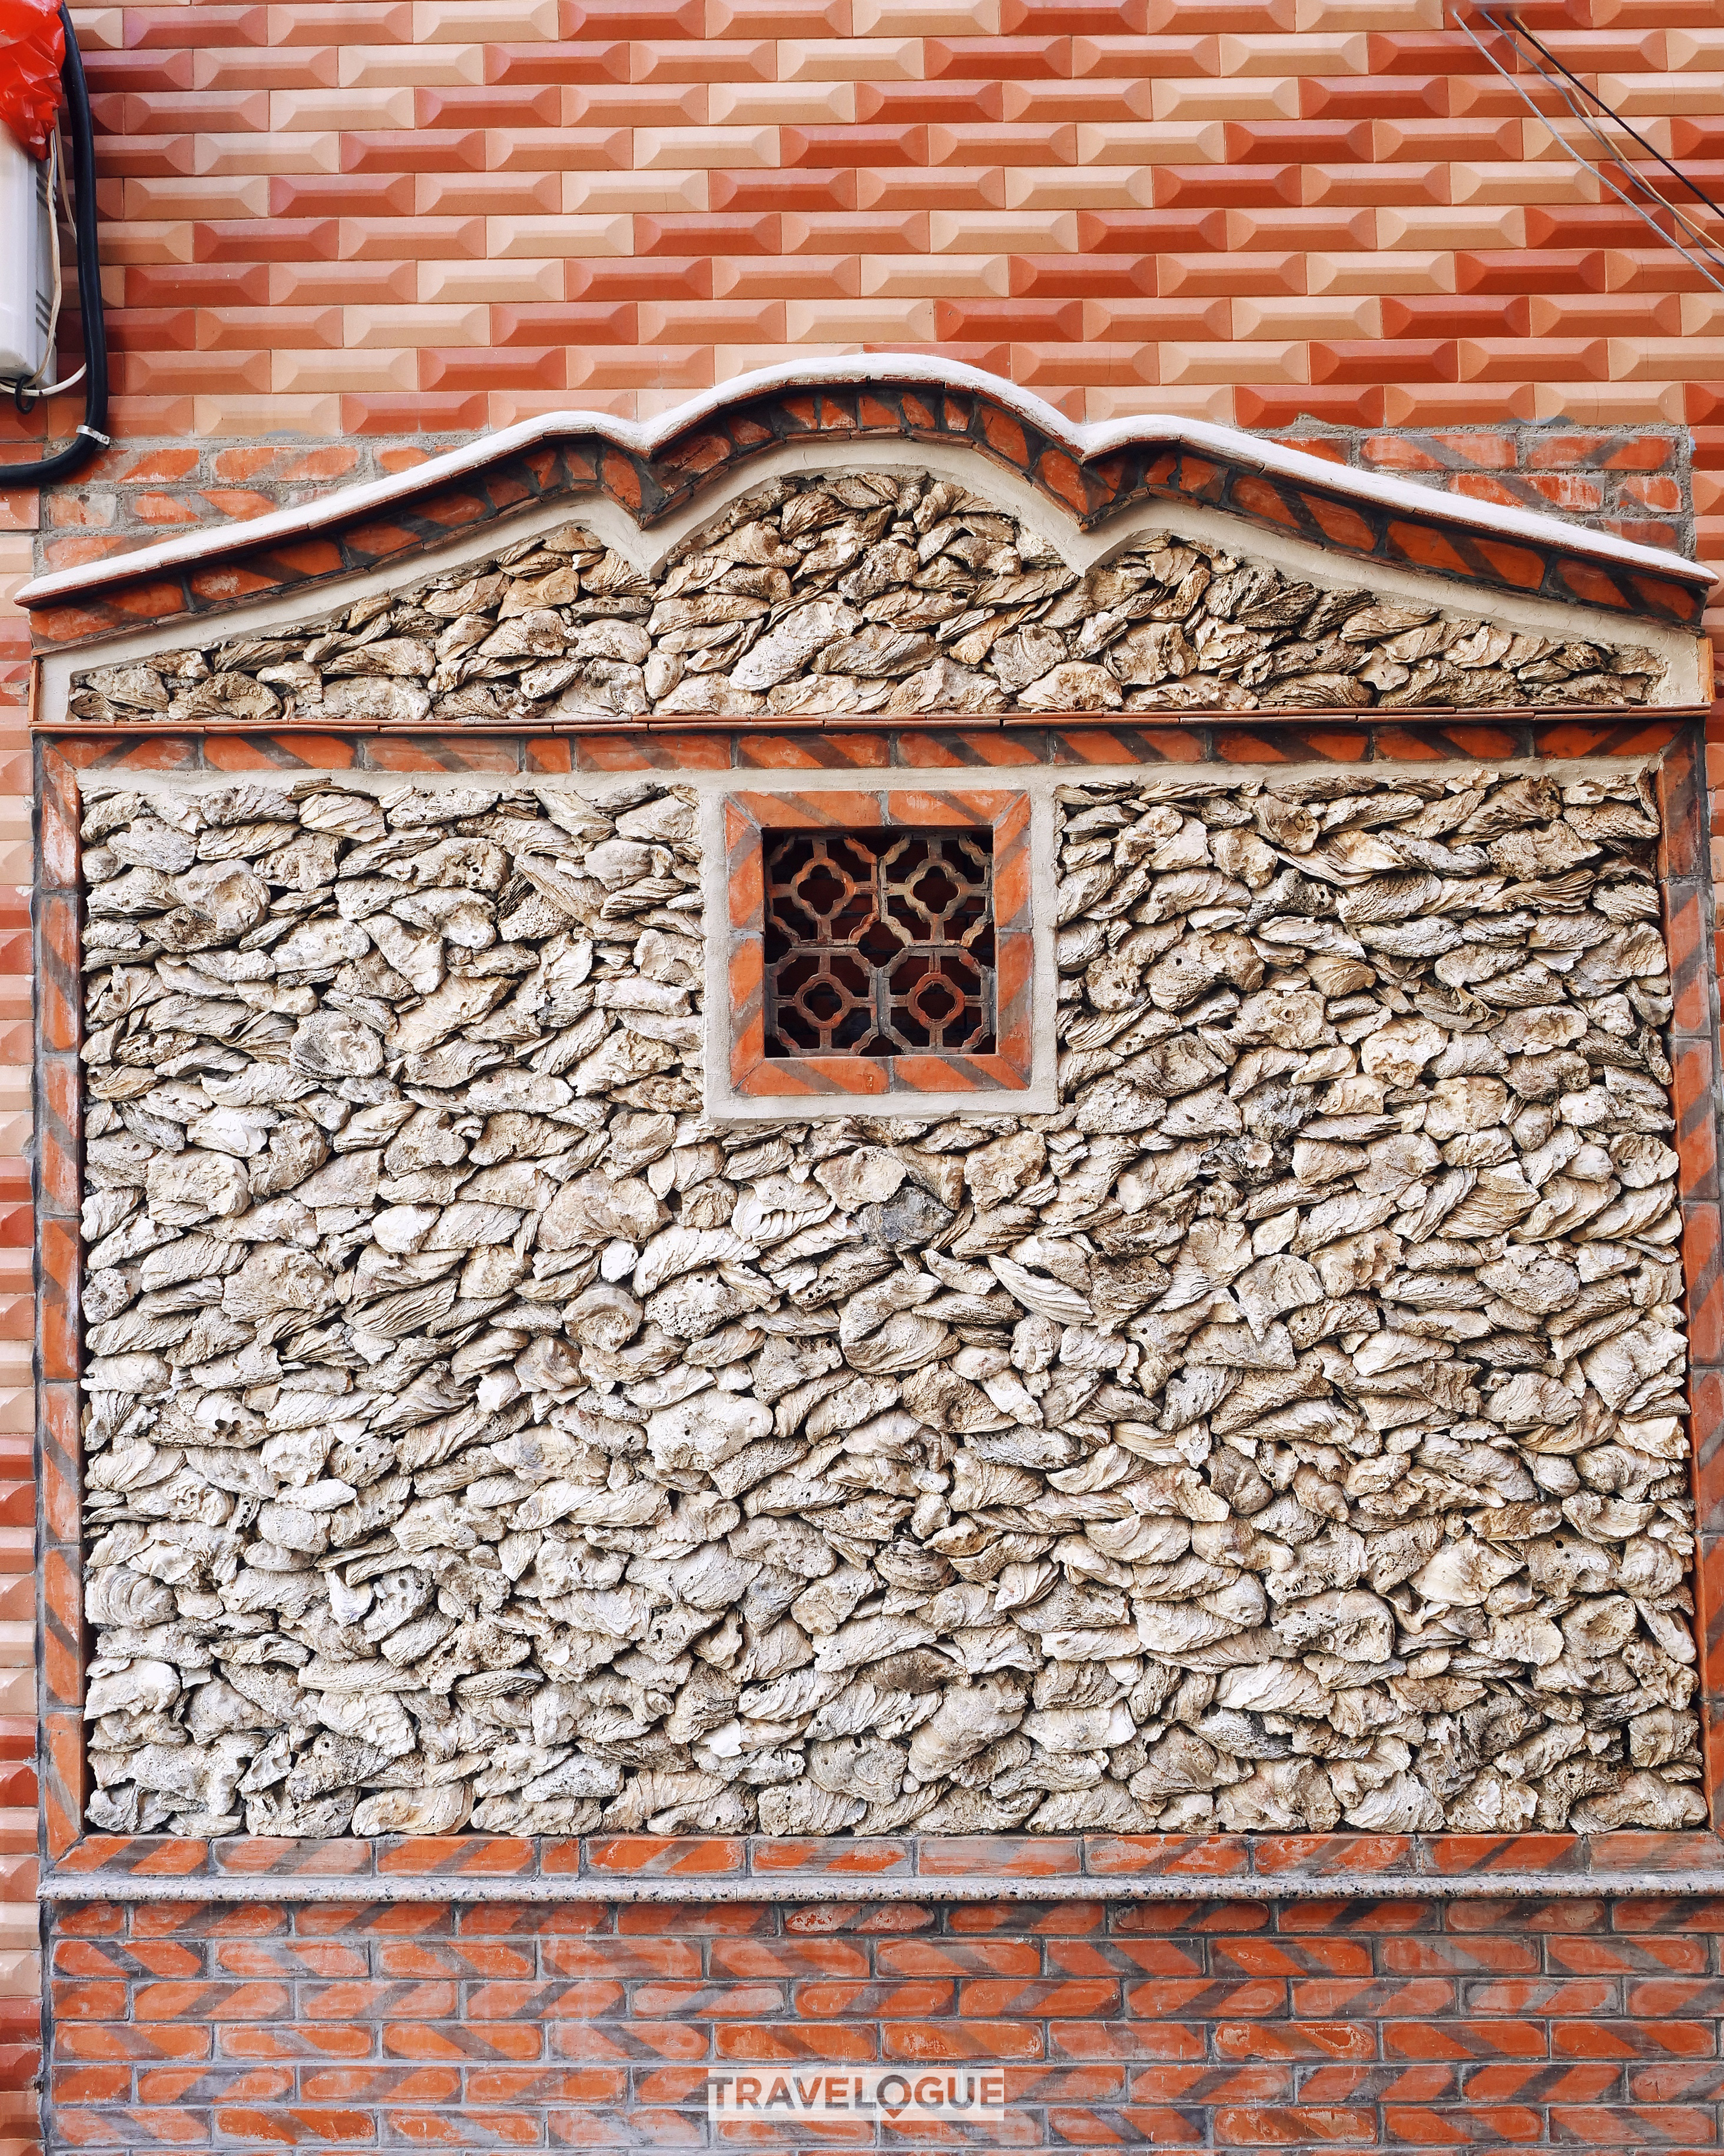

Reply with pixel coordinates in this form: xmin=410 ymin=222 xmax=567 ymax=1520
xmin=40 ymin=1887 xmax=1724 ymax=2150
xmin=1 ymin=2 xmax=1721 ymax=605
xmin=6 ymin=4 xmax=1724 ymax=2147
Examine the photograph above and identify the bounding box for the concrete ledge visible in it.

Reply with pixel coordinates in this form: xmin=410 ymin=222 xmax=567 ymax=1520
xmin=19 ymin=358 xmax=1712 ymax=614
xmin=38 ymin=1832 xmax=1724 ymax=1902
xmin=39 ymin=1869 xmax=1724 ymax=1904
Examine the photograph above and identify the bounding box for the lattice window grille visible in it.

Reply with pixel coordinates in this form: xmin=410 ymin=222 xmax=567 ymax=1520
xmin=763 ymin=829 xmax=997 ymax=1058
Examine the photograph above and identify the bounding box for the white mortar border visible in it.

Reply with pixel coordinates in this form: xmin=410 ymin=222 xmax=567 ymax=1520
xmin=698 ymin=779 xmax=1059 ymax=1121
xmin=19 ymin=357 xmax=1713 ymax=614
xmin=36 ymin=1865 xmax=1724 ymax=1904
xmin=58 ymin=745 xmax=1702 ymax=1883
xmin=29 ymin=430 xmax=1712 ymax=727
xmin=90 ymin=753 xmax=1665 ymax=1126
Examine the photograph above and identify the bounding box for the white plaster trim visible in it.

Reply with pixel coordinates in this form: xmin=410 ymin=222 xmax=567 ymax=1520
xmin=31 ymin=494 xmax=644 ymax=734
xmin=621 ymin=438 xmax=1709 ymax=706
xmin=18 ymin=356 xmax=1712 ymax=611
xmin=28 ymin=432 xmax=1710 ymax=727
xmin=87 ymin=755 xmax=1663 ymax=1125
xmin=94 ymin=756 xmax=1658 ymax=802
xmin=697 ymin=781 xmax=1061 ymax=1121
xmin=38 ymin=1866 xmax=1724 ymax=1905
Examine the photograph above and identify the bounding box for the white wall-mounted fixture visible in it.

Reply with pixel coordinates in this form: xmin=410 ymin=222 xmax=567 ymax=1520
xmin=0 ymin=128 xmax=54 ymax=385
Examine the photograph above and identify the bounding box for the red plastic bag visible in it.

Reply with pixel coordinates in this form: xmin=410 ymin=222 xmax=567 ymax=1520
xmin=0 ymin=0 xmax=64 ymax=160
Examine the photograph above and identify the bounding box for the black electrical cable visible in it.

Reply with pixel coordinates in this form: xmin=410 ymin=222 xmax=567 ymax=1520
xmin=1497 ymin=8 xmax=1724 ymax=231
xmin=4 ymin=4 xmax=110 ymax=485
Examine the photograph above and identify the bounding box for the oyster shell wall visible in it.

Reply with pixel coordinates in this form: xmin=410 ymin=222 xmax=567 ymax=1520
xmin=76 ymin=760 xmax=1700 ymax=1838
xmin=67 ymin=468 xmax=1665 ymax=730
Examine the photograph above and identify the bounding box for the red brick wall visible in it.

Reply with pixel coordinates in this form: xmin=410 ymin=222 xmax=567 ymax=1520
xmin=0 ymin=443 xmax=42 ymax=2156
xmin=24 ymin=713 xmax=1724 ymax=2156
xmin=3 ymin=2 xmax=1723 ymax=620
xmin=11 ymin=5 xmax=1724 ymax=2145
xmin=44 ymin=1890 xmax=1724 ymax=2150
xmin=4 ymin=4 xmax=1722 ymax=735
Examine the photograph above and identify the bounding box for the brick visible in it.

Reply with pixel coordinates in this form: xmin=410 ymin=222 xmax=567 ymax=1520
xmin=566 ymin=254 xmax=714 ymax=297
xmin=1304 ymin=69 xmax=1446 ymax=118
xmin=1527 ymin=293 xmax=1687 ymax=337
xmin=220 ymin=2024 xmax=376 ymax=2062
xmin=1550 ymin=2102 xmax=1722 ymax=2144
xmin=1459 ymin=336 xmax=1610 ymax=382
xmin=483 ymin=125 xmax=632 ymax=171
xmin=1304 ymin=158 xmax=1446 ymax=211
xmin=732 ymin=253 xmax=870 ymax=296
xmin=1154 ymin=77 xmax=1302 ymax=120
xmin=938 ymin=297 xmax=1082 ymax=339
xmin=853 ymin=0 xmax=1004 ymax=27
xmin=1133 ymin=2063 xmax=1296 ymax=2104
xmin=1381 ymin=206 xmax=1529 ymax=248
xmin=418 ymin=257 xmax=561 ymax=302
xmin=991 ymin=80 xmax=1139 ymax=126
xmin=1017 ymin=250 xmax=1156 ymax=296
xmin=23 ymin=9 xmax=1724 ymax=2147
xmin=1603 ymin=244 xmax=1711 ymax=293
xmin=1163 ymin=247 xmax=1303 ymax=294
xmin=1237 ymin=294 xmax=1381 ymax=337
xmin=714 ymin=2022 xmax=877 ymax=2061
xmin=1214 ymin=2103 xmax=1375 ymax=2144
xmin=1155 ymin=168 xmax=1293 ymax=221
xmin=132 ymin=1981 xmax=290 ymax=2022
xmin=625 ymin=37 xmax=770 ymax=81
xmin=637 ymin=122 xmax=778 ymax=166
xmin=1162 ymin=338 xmax=1307 ymax=383
xmin=491 ymin=302 xmax=637 ymax=343
xmin=1085 ymin=296 xmax=1232 ymax=337
xmin=266 ymin=261 xmax=418 ymax=304
xmin=1551 ymin=1937 xmax=1709 ymax=1977
xmin=1315 ymin=335 xmax=1455 ymax=382
xmin=215 ymin=2105 xmax=379 ymax=2142
xmin=339 ymin=41 xmax=486 ymax=86
xmin=265 ymin=6 xmax=412 ymax=49
xmin=1224 ymin=206 xmax=1374 ymax=247
xmin=1078 ymin=118 xmax=1225 ymax=164
xmin=1527 ymin=429 xmax=1677 ymax=470
xmin=930 ymin=34 xmax=1075 ymax=75
xmin=785 ymin=297 xmax=938 ymax=339
xmin=417 ymin=171 xmax=559 ymax=213
xmin=486 ymin=213 xmax=632 ymax=256
xmin=564 ymin=170 xmax=708 ymax=211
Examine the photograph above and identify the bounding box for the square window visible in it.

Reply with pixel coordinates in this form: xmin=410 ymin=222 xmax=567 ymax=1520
xmin=719 ymin=787 xmax=1043 ymax=1108
xmin=764 ymin=829 xmax=997 ymax=1059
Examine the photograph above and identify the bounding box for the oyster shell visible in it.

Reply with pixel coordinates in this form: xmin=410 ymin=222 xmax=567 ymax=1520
xmin=77 ymin=756 xmax=1696 ymax=1837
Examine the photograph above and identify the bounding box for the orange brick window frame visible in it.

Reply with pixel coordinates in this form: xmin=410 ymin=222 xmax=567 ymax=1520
xmin=725 ymin=788 xmax=1035 ymax=1104
xmin=31 ymin=715 xmax=1724 ymax=1904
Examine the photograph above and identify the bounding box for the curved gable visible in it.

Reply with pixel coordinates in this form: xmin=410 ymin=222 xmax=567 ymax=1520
xmin=64 ymin=461 xmax=1683 ymax=735
xmin=19 ymin=362 xmax=1716 ymax=679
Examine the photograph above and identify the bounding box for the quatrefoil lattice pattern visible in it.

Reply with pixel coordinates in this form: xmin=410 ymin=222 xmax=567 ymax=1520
xmin=763 ymin=831 xmax=996 ymax=1058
